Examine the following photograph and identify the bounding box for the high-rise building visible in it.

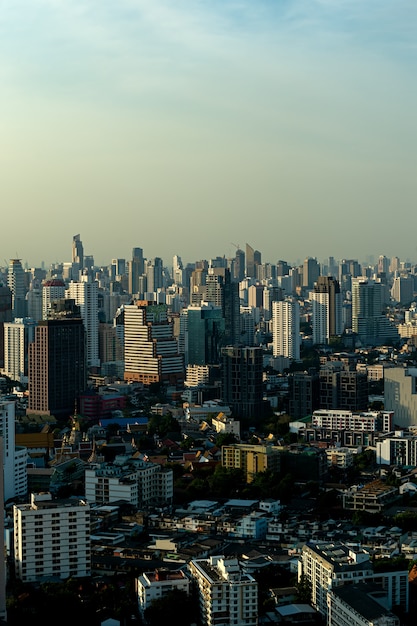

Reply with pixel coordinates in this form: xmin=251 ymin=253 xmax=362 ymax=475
xmin=189 ymin=556 xmax=258 ymax=626
xmin=27 ymin=299 xmax=87 ymax=417
xmin=3 ymin=317 xmax=37 ymax=384
xmin=288 ymin=371 xmax=320 ymax=419
xmin=42 ymin=279 xmax=66 ymax=320
xmin=351 ymin=278 xmax=399 ymax=346
xmin=71 ymin=234 xmax=84 ymax=269
xmin=391 ymin=274 xmax=414 ymax=305
xmin=311 ymin=276 xmax=343 ymax=345
xmin=187 ymin=304 xmax=225 ymax=367
xmin=67 ymin=275 xmax=99 ymax=368
xmin=272 ymin=298 xmax=300 ymax=359
xmin=13 ymin=492 xmax=91 ymax=583
xmin=0 ymin=400 xmax=27 ymax=502
xmin=124 ymin=301 xmax=184 ymax=385
xmin=8 ymin=259 xmax=27 ymax=319
xmin=145 ymin=257 xmax=164 ymax=294
xmin=302 ymin=257 xmax=320 ymax=290
xmin=234 ymin=248 xmax=245 ymax=282
xmin=0 ymin=285 xmax=12 ymax=368
xmin=221 ymin=346 xmax=264 ymax=419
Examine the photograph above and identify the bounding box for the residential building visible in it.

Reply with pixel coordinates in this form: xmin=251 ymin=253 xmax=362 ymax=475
xmin=3 ymin=317 xmax=37 ymax=384
xmin=272 ymin=298 xmax=300 ymax=360
xmin=0 ymin=400 xmax=27 ymax=502
xmin=221 ymin=443 xmax=281 ymax=483
xmin=351 ymin=278 xmax=398 ymax=346
xmin=384 ymin=367 xmax=417 ymax=428
xmin=42 ymin=279 xmax=66 ymax=320
xmin=328 ymin=583 xmax=400 ymax=626
xmin=376 ymin=431 xmax=417 ymax=466
xmin=13 ymin=492 xmax=90 ymax=583
xmin=85 ymin=456 xmax=173 ymax=508
xmin=311 ymin=276 xmax=343 ymax=344
xmin=0 ymin=285 xmax=12 ymax=369
xmin=136 ymin=569 xmax=190 ymax=617
xmin=67 ymin=275 xmax=100 ymax=368
xmin=342 ymin=480 xmax=399 ymax=513
xmin=288 ymin=371 xmax=320 ymax=420
xmin=189 ymin=555 xmax=258 ymax=626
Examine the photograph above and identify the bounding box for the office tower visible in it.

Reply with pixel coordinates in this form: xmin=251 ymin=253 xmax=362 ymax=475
xmin=189 ymin=556 xmax=258 ymax=626
xmin=205 ymin=268 xmax=240 ymax=345
xmin=111 ymin=258 xmax=126 ymax=280
xmin=0 ymin=285 xmax=12 ymax=369
xmin=27 ymin=299 xmax=87 ymax=417
xmin=378 ymin=254 xmax=390 ymax=275
xmin=8 ymin=258 xmax=27 ymax=319
xmin=3 ymin=317 xmax=37 ymax=384
xmin=145 ymin=257 xmax=164 ymax=294
xmin=302 ymin=257 xmax=320 ymax=290
xmin=124 ymin=301 xmax=184 ymax=385
xmin=311 ymin=276 xmax=343 ymax=345
xmin=42 ymin=278 xmax=66 ymax=320
xmin=187 ymin=304 xmax=225 ymax=367
xmin=245 ymin=243 xmax=261 ymax=279
xmin=13 ymin=492 xmax=91 ymax=583
xmin=272 ymin=298 xmax=300 ymax=359
xmin=234 ymin=247 xmax=245 ymax=282
xmin=67 ymin=275 xmax=99 ymax=368
xmin=221 ymin=346 xmax=263 ymax=419
xmin=276 ymin=260 xmax=290 ymax=277
xmin=72 ymin=233 xmax=84 ymax=268
xmin=351 ymin=278 xmax=399 ymax=346
xmin=391 ymin=274 xmax=414 ymax=305
xmin=384 ymin=367 xmax=417 ymax=428
xmin=288 ymin=371 xmax=320 ymax=419
xmin=26 ymin=286 xmax=42 ymax=321
xmin=240 ymin=306 xmax=257 ymax=346
xmin=172 ymin=254 xmax=183 ymax=285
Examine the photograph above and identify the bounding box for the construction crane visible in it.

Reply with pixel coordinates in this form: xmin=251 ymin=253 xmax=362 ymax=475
xmin=230 ymin=242 xmax=241 ymax=251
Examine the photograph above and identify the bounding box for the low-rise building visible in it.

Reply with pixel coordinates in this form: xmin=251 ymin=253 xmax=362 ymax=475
xmin=136 ymin=568 xmax=190 ymax=617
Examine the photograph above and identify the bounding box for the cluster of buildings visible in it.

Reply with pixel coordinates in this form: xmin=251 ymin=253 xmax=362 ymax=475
xmin=2 ymin=240 xmax=417 ymax=623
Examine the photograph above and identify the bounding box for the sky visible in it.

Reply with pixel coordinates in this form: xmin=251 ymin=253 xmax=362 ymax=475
xmin=1 ymin=0 xmax=417 ymax=269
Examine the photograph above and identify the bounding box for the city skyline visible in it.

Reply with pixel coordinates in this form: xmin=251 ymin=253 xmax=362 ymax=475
xmin=2 ymin=1 xmax=417 ymax=266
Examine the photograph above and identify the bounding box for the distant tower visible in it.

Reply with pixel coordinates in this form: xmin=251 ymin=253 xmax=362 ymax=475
xmin=72 ymin=234 xmax=84 ymax=269
xmin=0 ymin=285 xmax=12 ymax=368
xmin=8 ymin=259 xmax=27 ymax=319
xmin=302 ymin=257 xmax=320 ymax=290
xmin=311 ymin=276 xmax=343 ymax=345
xmin=272 ymin=298 xmax=300 ymax=359
xmin=234 ymin=248 xmax=245 ymax=282
xmin=145 ymin=258 xmax=164 ymax=294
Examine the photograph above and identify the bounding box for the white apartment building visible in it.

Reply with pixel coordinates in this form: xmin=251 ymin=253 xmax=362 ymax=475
xmin=328 ymin=584 xmax=400 ymax=626
xmin=13 ymin=492 xmax=91 ymax=582
xmin=299 ymin=542 xmax=408 ymax=620
xmin=3 ymin=317 xmax=37 ymax=384
xmin=42 ymin=279 xmax=66 ymax=320
xmin=85 ymin=456 xmax=173 ymax=508
xmin=272 ymin=298 xmax=300 ymax=360
xmin=376 ymin=431 xmax=417 ymax=466
xmin=67 ymin=275 xmax=100 ymax=368
xmin=325 ymin=447 xmax=354 ymax=469
xmin=0 ymin=401 xmax=27 ymax=502
xmin=136 ymin=569 xmax=190 ymax=616
xmin=189 ymin=556 xmax=258 ymax=626
xmin=311 ymin=409 xmax=393 ymax=432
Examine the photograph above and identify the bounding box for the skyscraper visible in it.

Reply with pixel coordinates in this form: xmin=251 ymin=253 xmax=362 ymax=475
xmin=145 ymin=257 xmax=164 ymax=294
xmin=186 ymin=304 xmax=225 ymax=367
xmin=72 ymin=234 xmax=84 ymax=269
xmin=221 ymin=345 xmax=264 ymax=419
xmin=27 ymin=299 xmax=87 ymax=417
xmin=351 ymin=278 xmax=399 ymax=346
xmin=3 ymin=317 xmax=37 ymax=384
xmin=8 ymin=259 xmax=27 ymax=319
xmin=311 ymin=276 xmax=343 ymax=345
xmin=272 ymin=298 xmax=300 ymax=359
xmin=124 ymin=301 xmax=184 ymax=385
xmin=67 ymin=275 xmax=99 ymax=368
xmin=302 ymin=257 xmax=320 ymax=290
xmin=0 ymin=285 xmax=12 ymax=368
xmin=42 ymin=279 xmax=66 ymax=320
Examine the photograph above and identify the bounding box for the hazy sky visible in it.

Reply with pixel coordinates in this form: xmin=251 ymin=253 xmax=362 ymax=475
xmin=2 ymin=0 xmax=417 ymax=269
